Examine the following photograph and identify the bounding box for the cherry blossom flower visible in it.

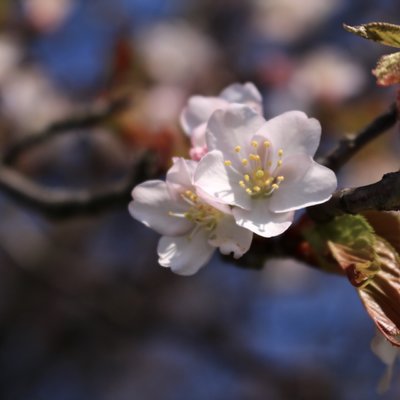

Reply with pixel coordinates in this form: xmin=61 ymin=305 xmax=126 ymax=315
xmin=129 ymin=158 xmax=253 ymax=275
xmin=194 ymin=104 xmax=337 ymax=237
xmin=180 ymin=83 xmax=263 ymax=160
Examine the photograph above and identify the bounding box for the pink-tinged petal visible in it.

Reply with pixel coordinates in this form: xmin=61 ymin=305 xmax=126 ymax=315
xmin=233 ymin=201 xmax=294 ymax=238
xmin=269 ymin=154 xmax=337 ymax=212
xmin=209 ymin=215 xmax=253 ymax=258
xmin=180 ymin=95 xmax=227 ymax=136
xmin=157 ymin=230 xmax=215 ymax=275
xmin=261 ymin=111 xmax=321 ymax=159
xmin=129 ymin=180 xmax=193 ymax=236
xmin=219 ymin=82 xmax=263 ymax=114
xmin=194 ymin=151 xmax=252 ymax=210
xmin=190 ymin=122 xmax=207 ymax=148
xmin=167 ymin=157 xmax=197 ymax=188
xmin=205 ymin=104 xmax=266 ymax=163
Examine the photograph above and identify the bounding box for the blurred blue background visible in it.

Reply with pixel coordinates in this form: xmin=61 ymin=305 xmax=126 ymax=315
xmin=0 ymin=0 xmax=399 ymax=399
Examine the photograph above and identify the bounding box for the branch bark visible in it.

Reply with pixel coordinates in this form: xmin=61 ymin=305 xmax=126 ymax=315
xmin=308 ymin=171 xmax=400 ymax=222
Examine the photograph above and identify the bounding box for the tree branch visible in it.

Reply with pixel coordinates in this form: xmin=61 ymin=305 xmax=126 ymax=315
xmin=317 ymin=102 xmax=398 ymax=171
xmin=0 ymin=153 xmax=157 ymax=218
xmin=3 ymin=95 xmax=130 ymax=166
xmin=308 ymin=171 xmax=400 ymax=222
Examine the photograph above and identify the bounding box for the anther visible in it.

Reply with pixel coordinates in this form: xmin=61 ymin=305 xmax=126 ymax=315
xmin=249 ymin=154 xmax=260 ymax=161
xmin=277 ymin=160 xmax=283 ymax=167
xmin=277 ymin=176 xmax=285 ymax=182
xmin=246 ymin=188 xmax=253 ymax=195
xmin=278 ymin=149 xmax=284 ymax=157
xmin=234 ymin=146 xmax=241 ymax=152
xmin=264 ymin=140 xmax=270 ymax=148
xmin=271 ymin=183 xmax=279 ymax=190
xmin=239 ymin=181 xmax=246 ymax=188
xmin=244 ymin=174 xmax=250 ymax=182
xmin=251 ymin=140 xmax=259 ymax=148
xmin=253 ymin=186 xmax=261 ymax=192
xmin=255 ymin=169 xmax=264 ymax=178
xmin=241 ymin=158 xmax=248 ymax=166
xmin=224 ymin=160 xmax=232 ymax=166
xmin=265 ymin=177 xmax=273 ymax=186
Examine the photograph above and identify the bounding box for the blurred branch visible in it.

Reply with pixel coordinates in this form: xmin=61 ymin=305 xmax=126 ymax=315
xmin=309 ymin=171 xmax=400 ymax=222
xmin=317 ymin=102 xmax=398 ymax=171
xmin=0 ymin=153 xmax=156 ymax=218
xmin=3 ymin=95 xmax=130 ymax=165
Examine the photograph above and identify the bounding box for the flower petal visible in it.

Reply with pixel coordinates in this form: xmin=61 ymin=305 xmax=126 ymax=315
xmin=219 ymin=82 xmax=263 ymax=114
xmin=260 ymin=111 xmax=321 ymax=159
xmin=206 ymin=104 xmax=266 ymax=164
xmin=232 ymin=201 xmax=294 ymax=238
xmin=269 ymin=154 xmax=337 ymax=212
xmin=180 ymin=95 xmax=227 ymax=135
xmin=194 ymin=150 xmax=252 ymax=210
xmin=209 ymin=215 xmax=253 ymax=258
xmin=157 ymin=230 xmax=215 ymax=275
xmin=167 ymin=157 xmax=197 ymax=192
xmin=129 ymin=180 xmax=193 ymax=235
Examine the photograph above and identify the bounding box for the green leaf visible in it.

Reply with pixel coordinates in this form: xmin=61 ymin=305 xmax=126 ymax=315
xmin=344 ymin=22 xmax=400 ymax=48
xmin=304 ymin=214 xmax=375 ymax=271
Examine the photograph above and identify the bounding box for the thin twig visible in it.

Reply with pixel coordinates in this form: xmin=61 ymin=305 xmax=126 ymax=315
xmin=317 ymin=102 xmax=398 ymax=171
xmin=3 ymin=96 xmax=130 ymax=166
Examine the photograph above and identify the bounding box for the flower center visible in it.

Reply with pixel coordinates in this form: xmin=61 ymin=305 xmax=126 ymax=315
xmin=224 ymin=140 xmax=285 ymax=198
xmin=169 ymin=190 xmax=222 ymax=232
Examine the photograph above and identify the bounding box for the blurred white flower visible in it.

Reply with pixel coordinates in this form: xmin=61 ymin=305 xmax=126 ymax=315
xmin=290 ymin=47 xmax=366 ymax=104
xmin=129 ymin=158 xmax=253 ymax=275
xmin=23 ymin=0 xmax=75 ymax=32
xmin=194 ymin=104 xmax=337 ymax=237
xmin=180 ymin=82 xmax=263 ymax=160
xmin=2 ymin=67 xmax=75 ymax=133
xmin=251 ymin=0 xmax=342 ymax=43
xmin=0 ymin=36 xmax=22 ymax=85
xmin=371 ymin=331 xmax=399 ymax=394
xmin=136 ymin=21 xmax=218 ymax=86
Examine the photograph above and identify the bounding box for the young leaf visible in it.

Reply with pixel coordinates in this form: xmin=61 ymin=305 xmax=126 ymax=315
xmin=373 ymin=52 xmax=400 ymax=86
xmin=344 ymin=22 xmax=400 ymax=48
xmin=358 ymin=238 xmax=400 ymax=347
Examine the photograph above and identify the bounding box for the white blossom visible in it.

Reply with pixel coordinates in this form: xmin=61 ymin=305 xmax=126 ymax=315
xmin=129 ymin=158 xmax=253 ymax=275
xmin=194 ymin=104 xmax=337 ymax=237
xmin=180 ymin=83 xmax=263 ymax=160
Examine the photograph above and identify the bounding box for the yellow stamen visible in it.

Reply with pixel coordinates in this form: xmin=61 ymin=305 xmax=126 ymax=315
xmin=234 ymin=146 xmax=241 ymax=153
xmin=255 ymin=169 xmax=264 ymax=178
xmin=241 ymin=158 xmax=248 ymax=166
xmin=265 ymin=177 xmax=273 ymax=185
xmin=239 ymin=180 xmax=246 ymax=188
xmin=224 ymin=160 xmax=232 ymax=166
xmin=264 ymin=140 xmax=270 ymax=148
xmin=272 ymin=183 xmax=279 ymax=190
xmin=251 ymin=140 xmax=259 ymax=148
xmin=277 ymin=160 xmax=283 ymax=167
xmin=278 ymin=149 xmax=284 ymax=157
xmin=277 ymin=176 xmax=285 ymax=182
xmin=244 ymin=174 xmax=250 ymax=182
xmin=253 ymin=186 xmax=261 ymax=192
xmin=245 ymin=188 xmax=252 ymax=195
xmin=249 ymin=154 xmax=260 ymax=161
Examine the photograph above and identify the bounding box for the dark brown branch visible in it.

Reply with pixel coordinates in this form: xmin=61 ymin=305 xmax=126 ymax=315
xmin=0 ymin=153 xmax=156 ymax=218
xmin=317 ymin=102 xmax=398 ymax=171
xmin=308 ymin=171 xmax=400 ymax=222
xmin=3 ymin=95 xmax=130 ymax=166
